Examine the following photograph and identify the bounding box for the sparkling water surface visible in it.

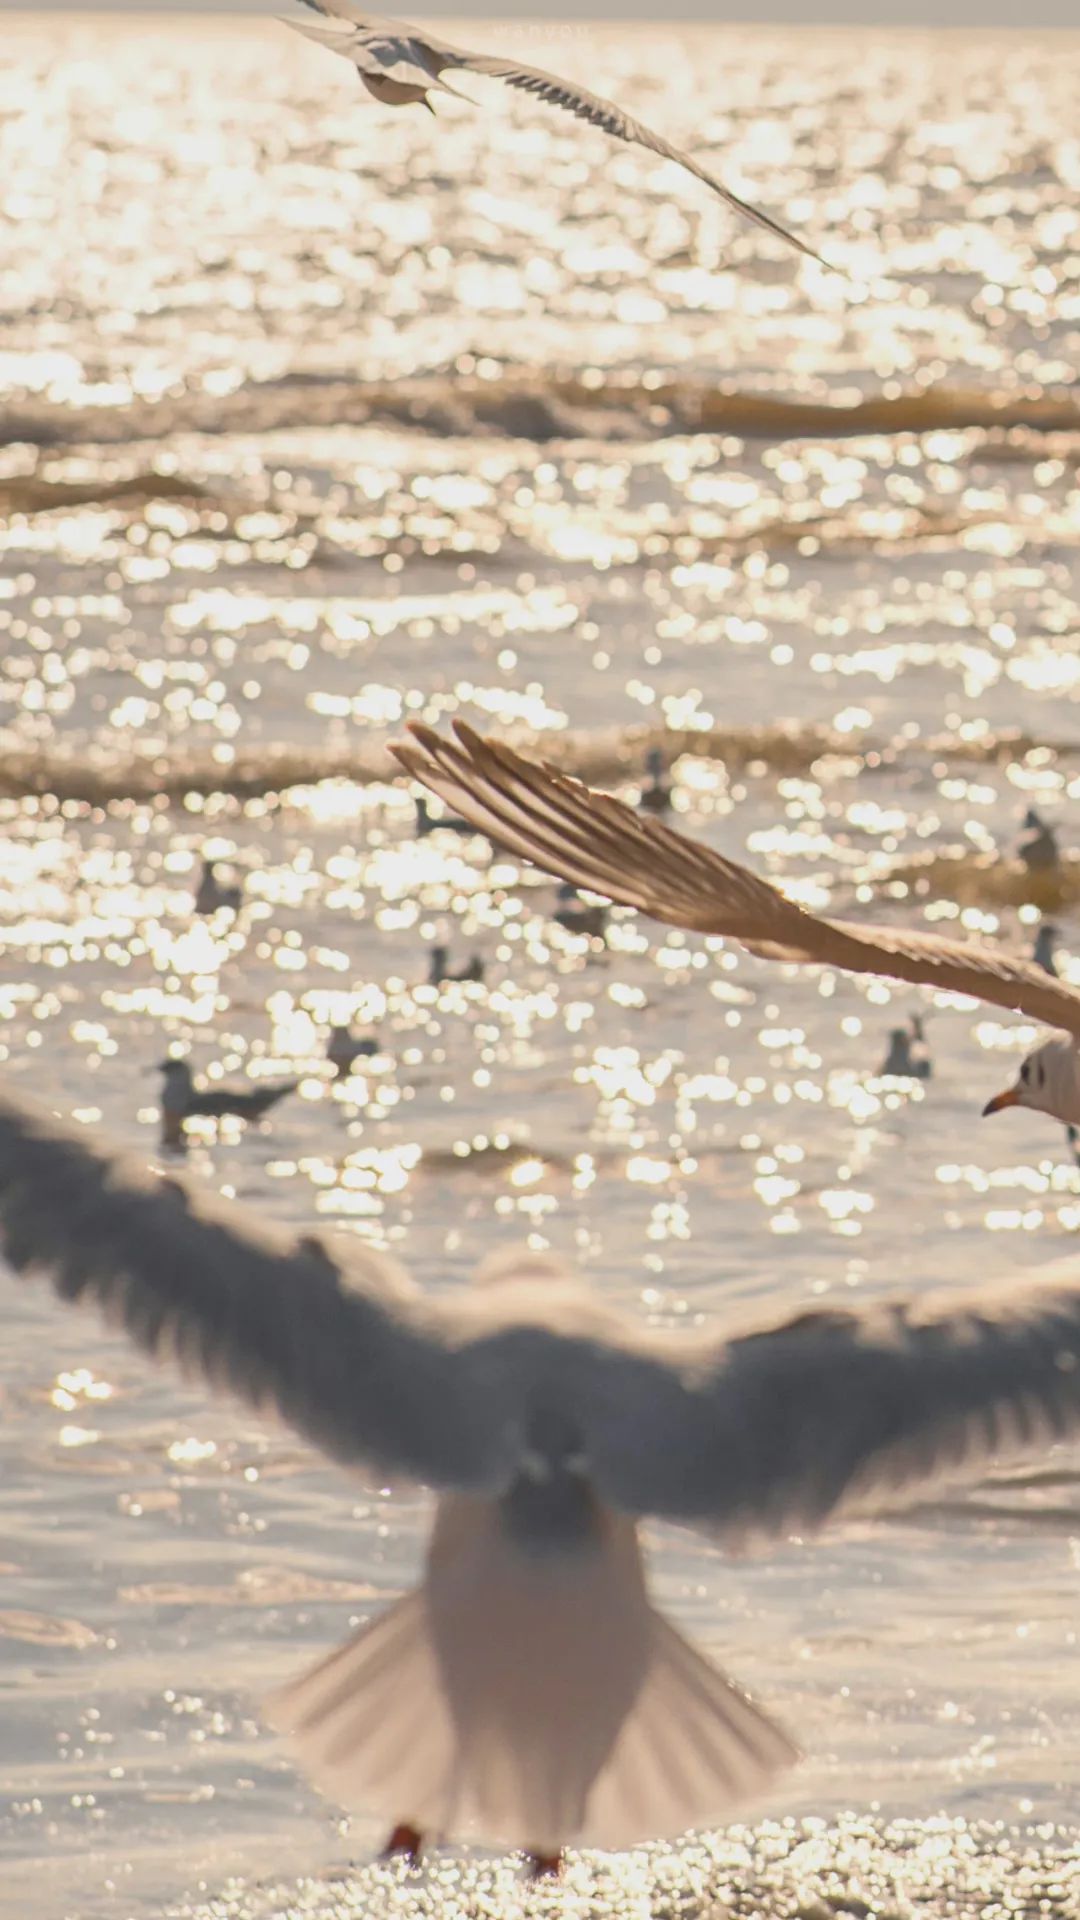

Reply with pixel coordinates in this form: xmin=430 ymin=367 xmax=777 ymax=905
xmin=1 ymin=12 xmax=1080 ymax=1917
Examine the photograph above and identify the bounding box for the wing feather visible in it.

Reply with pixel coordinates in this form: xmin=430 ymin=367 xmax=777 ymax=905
xmin=6 ymin=1091 xmax=1080 ymax=1543
xmin=579 ymin=1279 xmax=1080 ymax=1540
xmin=287 ymin=2 xmax=833 ymax=268
xmin=0 ymin=1090 xmax=516 ymax=1491
xmin=391 ymin=722 xmax=1080 ymax=1039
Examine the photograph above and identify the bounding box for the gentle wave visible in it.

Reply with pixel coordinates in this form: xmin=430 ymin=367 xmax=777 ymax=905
xmin=6 ymin=372 xmax=1080 ymax=449
xmin=0 ymin=722 xmax=851 ymax=809
xmin=3 ymin=721 xmax=1080 ymax=811
xmin=0 ymin=470 xmax=212 ymax=516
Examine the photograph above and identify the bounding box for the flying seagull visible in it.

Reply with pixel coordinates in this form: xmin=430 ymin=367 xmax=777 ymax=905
xmin=6 ymin=1089 xmax=1080 ymax=1864
xmin=390 ymin=721 xmax=1080 ymax=1121
xmin=287 ymin=1 xmax=834 ymax=271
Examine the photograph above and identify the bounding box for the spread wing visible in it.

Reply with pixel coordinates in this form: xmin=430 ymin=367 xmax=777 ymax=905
xmin=287 ymin=1 xmax=834 ymax=269
xmin=4 ymin=1089 xmax=1080 ymax=1543
xmin=0 ymin=1089 xmax=518 ymax=1492
xmin=391 ymin=721 xmax=1080 ymax=1041
xmin=576 ymin=1277 xmax=1080 ymax=1541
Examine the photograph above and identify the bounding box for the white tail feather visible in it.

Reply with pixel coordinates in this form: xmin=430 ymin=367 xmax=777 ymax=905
xmin=266 ymin=1495 xmax=796 ymax=1852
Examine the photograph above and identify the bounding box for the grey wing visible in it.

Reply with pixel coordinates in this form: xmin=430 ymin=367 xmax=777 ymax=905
xmin=0 ymin=1088 xmax=517 ymax=1491
xmin=573 ymin=1278 xmax=1080 ymax=1542
xmin=390 ymin=721 xmax=1080 ymax=1041
xmin=448 ymin=49 xmax=834 ymax=270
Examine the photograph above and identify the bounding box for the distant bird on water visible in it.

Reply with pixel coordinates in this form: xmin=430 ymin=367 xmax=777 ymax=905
xmin=429 ymin=944 xmax=485 ymax=986
xmin=637 ymin=747 xmax=672 ymax=816
xmin=194 ymin=858 xmax=242 ymax=915
xmin=287 ymin=1 xmax=835 ymax=270
xmin=553 ymin=883 xmax=608 ymax=942
xmin=879 ymin=1015 xmax=931 ymax=1081
xmin=13 ymin=1092 xmax=1080 ymax=1867
xmin=157 ymin=1058 xmax=298 ymax=1150
xmin=415 ymin=793 xmax=476 ymax=839
xmin=326 ymin=1025 xmax=379 ymax=1078
xmin=1014 ymin=808 xmax=1060 ymax=874
xmin=1034 ymin=923 xmax=1061 ymax=976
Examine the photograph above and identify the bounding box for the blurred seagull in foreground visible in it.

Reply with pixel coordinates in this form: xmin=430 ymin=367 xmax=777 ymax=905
xmin=287 ymin=1 xmax=836 ymax=271
xmin=158 ymin=1058 xmax=298 ymax=1150
xmin=10 ymin=1095 xmax=1080 ymax=1864
xmin=878 ymin=1015 xmax=931 ymax=1082
xmin=194 ymin=857 xmax=242 ymax=915
xmin=392 ymin=722 xmax=1080 ymax=1124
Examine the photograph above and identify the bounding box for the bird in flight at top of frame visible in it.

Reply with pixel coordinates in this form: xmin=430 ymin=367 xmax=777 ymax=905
xmin=287 ymin=0 xmax=839 ymax=272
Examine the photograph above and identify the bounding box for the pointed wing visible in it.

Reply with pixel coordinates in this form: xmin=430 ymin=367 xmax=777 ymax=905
xmin=0 ymin=1089 xmax=518 ymax=1491
xmin=7 ymin=1090 xmax=1080 ymax=1543
xmin=391 ymin=721 xmax=1080 ymax=1041
xmin=287 ymin=2 xmax=833 ymax=269
xmin=451 ymin=49 xmax=833 ymax=270
xmin=576 ymin=1275 xmax=1080 ymax=1541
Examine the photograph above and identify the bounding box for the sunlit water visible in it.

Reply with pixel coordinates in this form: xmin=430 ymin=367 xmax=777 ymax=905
xmin=2 ymin=11 xmax=1080 ymax=1917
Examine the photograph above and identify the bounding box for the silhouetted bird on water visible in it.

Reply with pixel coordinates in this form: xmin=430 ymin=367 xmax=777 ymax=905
xmin=1034 ymin=923 xmax=1061 ymax=976
xmin=157 ymin=1058 xmax=298 ymax=1150
xmin=194 ymin=858 xmax=243 ymax=915
xmin=415 ymin=794 xmax=476 ymax=839
xmin=1014 ymin=808 xmax=1060 ymax=873
xmin=326 ymin=1025 xmax=379 ymax=1078
xmin=637 ymin=747 xmax=672 ymax=816
xmin=553 ymin=883 xmax=608 ymax=941
xmin=879 ymin=1015 xmax=931 ymax=1081
xmin=429 ymin=945 xmax=485 ymax=986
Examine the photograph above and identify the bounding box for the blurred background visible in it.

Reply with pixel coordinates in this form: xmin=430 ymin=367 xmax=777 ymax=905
xmin=0 ymin=7 xmax=1079 ymax=1917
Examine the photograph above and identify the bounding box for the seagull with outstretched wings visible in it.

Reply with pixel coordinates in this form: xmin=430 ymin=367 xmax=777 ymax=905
xmin=5 ymin=1084 xmax=1080 ymax=1863
xmin=287 ymin=0 xmax=835 ymax=270
xmin=392 ymin=719 xmax=1080 ymax=1131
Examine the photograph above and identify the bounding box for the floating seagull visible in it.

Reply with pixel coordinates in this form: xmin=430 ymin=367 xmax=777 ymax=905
xmin=1014 ymin=807 xmax=1060 ymax=874
xmin=1033 ymin=922 xmax=1061 ymax=975
xmin=193 ymin=857 xmax=242 ymax=915
xmin=157 ymin=1058 xmax=298 ymax=1150
xmin=287 ymin=1 xmax=834 ymax=271
xmin=878 ymin=1016 xmax=931 ymax=1081
xmin=429 ymin=943 xmax=485 ymax=986
xmin=326 ymin=1025 xmax=380 ymax=1078
xmin=637 ymin=746 xmax=672 ymax=817
xmin=553 ymin=882 xmax=608 ymax=942
xmin=391 ymin=721 xmax=1080 ymax=1080
xmin=7 ymin=1089 xmax=1080 ymax=1863
xmin=415 ymin=793 xmax=477 ymax=840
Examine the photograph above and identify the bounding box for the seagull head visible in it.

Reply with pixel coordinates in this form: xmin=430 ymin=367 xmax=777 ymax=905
xmin=982 ymin=1034 xmax=1080 ymax=1124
